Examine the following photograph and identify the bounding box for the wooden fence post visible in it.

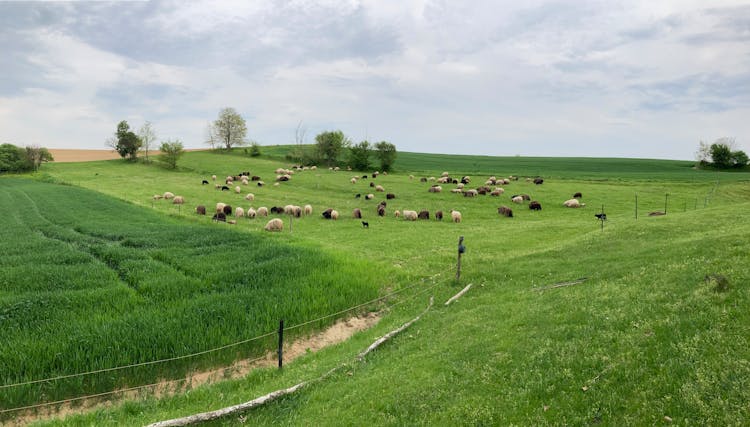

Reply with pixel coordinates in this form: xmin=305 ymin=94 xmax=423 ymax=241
xmin=635 ymin=193 xmax=638 ymax=220
xmin=664 ymin=193 xmax=669 ymax=215
xmin=278 ymin=319 xmax=284 ymax=369
xmin=456 ymin=236 xmax=465 ymax=281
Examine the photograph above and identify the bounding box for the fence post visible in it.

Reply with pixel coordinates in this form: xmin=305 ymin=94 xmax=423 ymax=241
xmin=664 ymin=193 xmax=669 ymax=215
xmin=635 ymin=193 xmax=638 ymax=220
xmin=278 ymin=319 xmax=284 ymax=369
xmin=456 ymin=236 xmax=465 ymax=281
xmin=289 ymin=214 xmax=293 ymax=233
xmin=601 ymin=204 xmax=605 ymax=231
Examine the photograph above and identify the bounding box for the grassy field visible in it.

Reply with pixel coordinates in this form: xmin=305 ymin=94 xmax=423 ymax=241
xmin=3 ymin=148 xmax=750 ymax=425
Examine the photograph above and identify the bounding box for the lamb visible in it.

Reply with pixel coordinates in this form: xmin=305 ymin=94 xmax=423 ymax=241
xmin=353 ymin=208 xmax=362 ymax=219
xmin=330 ymin=210 xmax=339 ymax=220
xmin=498 ymin=206 xmax=513 ymax=217
xmin=257 ymin=207 xmax=269 ymax=217
xmin=196 ymin=205 xmax=206 ymax=215
xmin=511 ymin=196 xmax=524 ymax=204
xmin=247 ymin=207 xmax=257 ymax=218
xmin=163 ymin=192 xmax=175 ymax=199
xmin=264 ymin=218 xmax=284 ymax=232
xmin=223 ymin=205 xmax=233 ymax=215
xmin=563 ymin=199 xmax=585 ymax=208
xmin=394 ymin=210 xmax=401 ymax=218
xmin=429 ymin=185 xmax=442 ymax=193
xmin=435 ymin=210 xmax=443 ymax=221
xmin=529 ymin=201 xmax=542 ymax=211
xmin=386 ymin=193 xmax=396 ymax=199
xmin=245 ymin=193 xmax=255 ymax=201
xmin=304 ymin=204 xmax=313 ymax=215
xmin=402 ymin=210 xmax=418 ymax=221
xmin=235 ymin=207 xmax=245 ymax=218
xmin=450 ymin=210 xmax=462 ymax=223
xmin=375 ymin=185 xmax=385 ymax=192
xmin=172 ymin=196 xmax=185 ymax=205
xmin=257 ymin=181 xmax=265 ymax=187
xmin=418 ymin=210 xmax=430 ymax=220
xmin=211 ymin=175 xmax=217 ymax=181
xmin=351 ymin=178 xmax=357 ymax=184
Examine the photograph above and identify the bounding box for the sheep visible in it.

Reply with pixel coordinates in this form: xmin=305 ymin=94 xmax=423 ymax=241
xmin=284 ymin=205 xmax=295 ymax=215
xmin=216 ymin=202 xmax=226 ymax=213
xmin=498 ymin=206 xmax=513 ymax=217
xmin=409 ymin=175 xmax=414 ymax=180
xmin=402 ymin=210 xmax=418 ymax=221
xmin=353 ymin=208 xmax=362 ymax=219
xmin=377 ymin=206 xmax=386 ymax=217
xmin=251 ymin=175 xmax=261 ymax=181
xmin=310 ymin=166 xmax=317 ymax=170
xmin=270 ymin=206 xmax=284 ymax=214
xmin=595 ymin=213 xmax=607 ymax=220
xmin=420 ymin=177 xmax=428 ymax=182
xmin=257 ymin=181 xmax=265 ymax=187
xmin=351 ymin=178 xmax=357 ymax=184
xmin=235 ymin=207 xmax=245 ymax=218
xmin=511 ymin=196 xmax=524 ymax=204
xmin=202 ymin=180 xmax=209 ymax=185
xmin=451 ymin=188 xmax=463 ymax=194
xmin=331 ymin=210 xmax=339 ymax=220
xmin=221 ymin=186 xmax=230 ymax=191
xmin=490 ymin=188 xmax=504 ymax=196
xmin=394 ymin=210 xmax=401 ymax=218
xmin=304 ymin=204 xmax=313 ymax=215
xmin=153 ymin=194 xmax=163 ymax=200
xmin=334 ymin=166 xmax=340 ymax=171
xmin=257 ymin=207 xmax=269 ymax=217
xmin=196 ymin=205 xmax=206 ymax=215
xmin=322 ymin=208 xmax=334 ymax=219
xmin=369 ymin=182 xmax=375 ymax=187
xmin=355 ymin=193 xmax=361 ymax=199
xmin=234 ymin=186 xmax=241 ymax=194
xmin=214 ymin=184 xmax=221 ymax=190
xmin=247 ymin=207 xmax=257 ymax=218
xmin=460 ymin=176 xmax=471 ymax=184
xmin=534 ymin=178 xmax=544 ymax=185
xmin=437 ymin=176 xmax=450 ymax=184
xmin=264 ymin=218 xmax=284 ymax=232
xmin=293 ymin=206 xmax=302 ymax=217
xmin=362 ymin=221 xmax=369 ymax=228
xmin=386 ymin=193 xmax=396 ymax=200
xmin=241 ymin=179 xmax=249 ymax=185
xmin=212 ymin=212 xmax=226 ymax=222
xmin=435 ymin=210 xmax=443 ymax=221
xmin=441 ymin=171 xmax=450 ymax=177
xmin=245 ymin=193 xmax=255 ymax=201
xmin=223 ymin=205 xmax=233 ymax=215
xmin=529 ymin=201 xmax=542 ymax=211
xmin=456 ymin=183 xmax=465 ymax=189
xmin=450 ymin=210 xmax=462 ymax=223
xmin=163 ymin=191 xmax=175 ymax=199
xmin=464 ymin=189 xmax=478 ymax=197
xmin=365 ymin=194 xmax=374 ymax=200
xmin=276 ymin=174 xmax=291 ymax=182
xmin=563 ymin=199 xmax=585 ymax=208
xmin=429 ymin=185 xmax=442 ymax=193
xmin=573 ymin=192 xmax=583 ymax=199
xmin=211 ymin=175 xmax=217 ymax=181
xmin=172 ymin=196 xmax=185 ymax=205
xmin=375 ymin=185 xmax=385 ymax=192
xmin=418 ymin=210 xmax=430 ymax=220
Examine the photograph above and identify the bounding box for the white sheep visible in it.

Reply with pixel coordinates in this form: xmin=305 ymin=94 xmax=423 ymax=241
xmin=264 ymin=218 xmax=283 ymax=232
xmin=365 ymin=194 xmax=374 ymax=200
xmin=464 ymin=189 xmax=478 ymax=197
xmin=152 ymin=194 xmax=163 ymax=200
xmin=163 ymin=191 xmax=175 ymax=200
xmin=247 ymin=207 xmax=257 ymax=218
xmin=456 ymin=183 xmax=465 ymax=189
xmin=402 ymin=210 xmax=418 ymax=221
xmin=211 ymin=175 xmax=217 ymax=181
xmin=304 ymin=204 xmax=313 ymax=215
xmin=245 ymin=193 xmax=255 ymax=201
xmin=330 ymin=210 xmax=339 ymax=220
xmin=375 ymin=185 xmax=385 ymax=192
xmin=216 ymin=202 xmax=227 ymax=213
xmin=284 ymin=205 xmax=295 ymax=215
xmin=429 ymin=186 xmax=442 ymax=193
xmin=394 ymin=210 xmax=401 ymax=218
xmin=235 ymin=207 xmax=245 ymax=217
xmin=172 ymin=196 xmax=185 ymax=205
xmin=441 ymin=171 xmax=450 ymax=177
xmin=511 ymin=196 xmax=524 ymax=204
xmin=257 ymin=206 xmax=269 ymax=217
xmin=563 ymin=199 xmax=585 ymax=208
xmin=234 ymin=186 xmax=241 ymax=194
xmin=351 ymin=178 xmax=357 ymax=184
xmin=491 ymin=188 xmax=504 ymax=196
xmin=451 ymin=188 xmax=463 ymax=194
xmin=310 ymin=165 xmax=317 ymax=170
xmin=451 ymin=210 xmax=462 ymax=223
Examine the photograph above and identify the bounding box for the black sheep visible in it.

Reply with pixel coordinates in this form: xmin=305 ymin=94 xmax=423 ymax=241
xmin=221 ymin=185 xmax=230 ymax=191
xmin=223 ymin=205 xmax=233 ymax=215
xmin=418 ymin=210 xmax=430 ymax=220
xmin=322 ymin=208 xmax=333 ymax=219
xmin=435 ymin=210 xmax=443 ymax=221
xmin=573 ymin=192 xmax=583 ymax=199
xmin=386 ymin=193 xmax=396 ymax=200
xmin=212 ymin=212 xmax=227 ymax=222
xmin=498 ymin=206 xmax=513 ymax=217
xmin=533 ymin=178 xmax=544 ymax=185
xmin=202 ymin=180 xmax=209 ymax=185
xmin=529 ymin=201 xmax=542 ymax=211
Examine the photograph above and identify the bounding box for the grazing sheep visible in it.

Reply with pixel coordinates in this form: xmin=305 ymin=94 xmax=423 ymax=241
xmin=529 ymin=201 xmax=542 ymax=211
xmin=464 ymin=189 xmax=478 ymax=197
xmin=250 ymin=175 xmax=261 ymax=181
xmin=212 ymin=212 xmax=226 ymax=222
xmin=276 ymin=174 xmax=291 ymax=182
xmin=420 ymin=177 xmax=428 ymax=182
xmin=241 ymin=179 xmax=249 ymax=185
xmin=270 ymin=206 xmax=284 ymax=214
xmin=375 ymin=185 xmax=384 ymax=192
xmin=435 ymin=210 xmax=443 ymax=221
xmin=365 ymin=194 xmax=374 ymax=200
xmin=257 ymin=207 xmax=269 ymax=217
xmin=511 ymin=195 xmax=524 ymax=204
xmin=216 ymin=202 xmax=226 ymax=213
xmin=377 ymin=206 xmax=386 ymax=217
xmin=573 ymin=192 xmax=583 ymax=199
xmin=563 ymin=199 xmax=585 ymax=208
xmin=355 ymin=193 xmax=361 ymax=199
xmin=402 ymin=210 xmax=418 ymax=221
xmin=223 ymin=205 xmax=233 ymax=215
xmin=304 ymin=204 xmax=313 ymax=215
xmin=460 ymin=176 xmax=471 ymax=184
xmin=418 ymin=210 xmax=429 ymax=220
xmin=441 ymin=171 xmax=450 ymax=177
xmin=235 ymin=207 xmax=245 ymax=218
xmin=353 ymin=208 xmax=362 ymax=218
xmin=257 ymin=181 xmax=265 ymax=187
xmin=153 ymin=194 xmax=163 ymax=200
xmin=221 ymin=185 xmax=230 ymax=191
xmin=437 ymin=176 xmax=450 ymax=184
xmin=429 ymin=185 xmax=443 ymax=193
xmin=409 ymin=175 xmax=414 ymax=180
xmin=334 ymin=166 xmax=340 ymax=171
xmin=362 ymin=175 xmax=368 ymax=179
xmin=293 ymin=206 xmax=302 ymax=217
xmin=534 ymin=178 xmax=544 ymax=185
xmin=202 ymin=180 xmax=209 ymax=185
xmin=322 ymin=208 xmax=334 ymax=219
xmin=227 ymin=220 xmax=237 ymax=225
xmin=369 ymin=182 xmax=375 ymax=187
xmin=234 ymin=186 xmax=241 ymax=194
xmin=451 ymin=188 xmax=463 ymax=194
xmin=451 ymin=210 xmax=462 ymax=223
xmin=245 ymin=193 xmax=255 ymax=201
xmin=491 ymin=188 xmax=504 ymax=196
xmin=247 ymin=207 xmax=257 ymax=218
xmin=351 ymin=178 xmax=357 ymax=184
xmin=284 ymin=205 xmax=295 ymax=215
xmin=214 ymin=184 xmax=221 ymax=190
xmin=163 ymin=192 xmax=175 ymax=199
xmin=498 ymin=206 xmax=513 ymax=217
xmin=456 ymin=183 xmax=465 ymax=189
xmin=196 ymin=205 xmax=206 ymax=215
xmin=264 ymin=218 xmax=284 ymax=232
xmin=377 ymin=200 xmax=387 ymax=208
xmin=394 ymin=210 xmax=401 ymax=218
xmin=211 ymin=175 xmax=217 ymax=181
xmin=310 ymin=166 xmax=317 ymax=170
xmin=173 ymin=196 xmax=185 ymax=205
xmin=386 ymin=193 xmax=396 ymax=200
xmin=331 ymin=210 xmax=339 ymax=220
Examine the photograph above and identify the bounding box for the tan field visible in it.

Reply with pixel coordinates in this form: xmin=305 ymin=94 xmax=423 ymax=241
xmin=48 ymin=149 xmax=203 ymax=163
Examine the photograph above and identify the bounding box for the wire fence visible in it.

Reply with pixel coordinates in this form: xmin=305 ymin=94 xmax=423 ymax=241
xmin=0 ymin=267 xmax=454 ymax=416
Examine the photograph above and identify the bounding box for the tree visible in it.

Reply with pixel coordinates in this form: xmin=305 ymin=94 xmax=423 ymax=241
xmin=349 ymin=140 xmax=372 ymax=170
xmin=138 ymin=121 xmax=157 ymax=163
xmin=374 ymin=141 xmax=397 ymax=171
xmin=213 ymin=107 xmax=248 ymax=150
xmin=249 ymin=141 xmax=261 ymax=157
xmin=113 ymin=120 xmax=142 ymax=161
xmin=731 ymin=150 xmax=749 ymax=168
xmin=25 ymin=145 xmax=54 ymax=171
xmin=204 ymin=121 xmax=217 ymax=149
xmin=695 ymin=140 xmax=711 ymax=164
xmin=315 ymin=130 xmax=350 ymax=166
xmin=159 ymin=139 xmax=184 ymax=169
xmin=710 ymin=142 xmax=733 ymax=169
xmin=0 ymin=143 xmax=31 ymax=173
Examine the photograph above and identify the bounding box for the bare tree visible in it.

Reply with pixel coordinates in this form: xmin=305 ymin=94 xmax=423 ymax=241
xmin=138 ymin=121 xmax=157 ymax=163
xmin=295 ymin=121 xmax=307 ymax=145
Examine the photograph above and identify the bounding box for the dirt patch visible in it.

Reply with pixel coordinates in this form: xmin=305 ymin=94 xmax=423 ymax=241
xmin=8 ymin=312 xmax=380 ymax=426
xmin=47 ymin=149 xmax=207 ymax=163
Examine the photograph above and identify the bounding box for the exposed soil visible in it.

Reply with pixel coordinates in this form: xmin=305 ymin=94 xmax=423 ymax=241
xmin=8 ymin=312 xmax=380 ymax=426
xmin=47 ymin=149 xmax=205 ymax=163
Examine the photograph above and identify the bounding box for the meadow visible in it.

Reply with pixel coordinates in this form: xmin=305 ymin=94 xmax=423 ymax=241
xmin=2 ymin=148 xmax=750 ymax=425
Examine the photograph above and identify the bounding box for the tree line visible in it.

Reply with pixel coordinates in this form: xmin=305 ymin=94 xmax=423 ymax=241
xmin=696 ymin=137 xmax=748 ymax=169
xmin=0 ymin=144 xmax=53 ymax=173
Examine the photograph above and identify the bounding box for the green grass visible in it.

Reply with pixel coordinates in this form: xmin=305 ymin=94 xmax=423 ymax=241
xmin=3 ymin=149 xmax=750 ymax=425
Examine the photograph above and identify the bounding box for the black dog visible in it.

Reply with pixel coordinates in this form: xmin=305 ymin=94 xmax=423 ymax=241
xmin=362 ymin=221 xmax=369 ymax=228
xmin=202 ymin=180 xmax=209 ymax=185
xmin=595 ymin=213 xmax=607 ymax=221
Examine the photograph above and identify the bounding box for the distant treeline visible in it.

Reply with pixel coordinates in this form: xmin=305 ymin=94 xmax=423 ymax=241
xmin=0 ymin=143 xmax=53 ymax=173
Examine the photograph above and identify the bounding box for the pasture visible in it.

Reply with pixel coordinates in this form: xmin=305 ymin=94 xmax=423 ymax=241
xmin=3 ymin=149 xmax=750 ymax=425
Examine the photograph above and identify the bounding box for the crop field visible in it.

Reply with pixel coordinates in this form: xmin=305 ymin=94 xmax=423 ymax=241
xmin=3 ymin=149 xmax=750 ymax=425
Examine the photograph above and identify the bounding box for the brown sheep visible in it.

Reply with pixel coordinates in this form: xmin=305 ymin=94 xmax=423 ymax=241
xmin=377 ymin=206 xmax=386 ymax=217
xmin=353 ymin=208 xmax=362 ymax=219
xmin=322 ymin=208 xmax=334 ymax=219
xmin=529 ymin=201 xmax=542 ymax=211
xmin=435 ymin=210 xmax=443 ymax=221
xmin=429 ymin=185 xmax=443 ymax=193
xmin=386 ymin=193 xmax=396 ymax=199
xmin=418 ymin=210 xmax=429 ymax=220
xmin=533 ymin=178 xmax=544 ymax=185
xmin=498 ymin=206 xmax=513 ymax=217
xmin=172 ymin=196 xmax=184 ymax=205
xmin=222 ymin=205 xmax=233 ymax=215
xmin=196 ymin=205 xmax=206 ymax=215
xmin=212 ymin=212 xmax=226 ymax=222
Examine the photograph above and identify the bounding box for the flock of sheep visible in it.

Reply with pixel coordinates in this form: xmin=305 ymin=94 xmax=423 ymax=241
xmin=154 ymin=166 xmax=587 ymax=233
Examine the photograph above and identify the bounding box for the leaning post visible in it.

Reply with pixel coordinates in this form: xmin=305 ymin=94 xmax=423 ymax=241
xmin=278 ymin=319 xmax=284 ymax=369
xmin=456 ymin=236 xmax=465 ymax=281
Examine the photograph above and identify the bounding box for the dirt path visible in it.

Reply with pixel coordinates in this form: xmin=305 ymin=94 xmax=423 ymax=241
xmin=9 ymin=312 xmax=380 ymax=426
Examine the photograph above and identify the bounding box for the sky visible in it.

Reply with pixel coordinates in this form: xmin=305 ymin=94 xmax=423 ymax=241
xmin=1 ymin=0 xmax=748 ymax=160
